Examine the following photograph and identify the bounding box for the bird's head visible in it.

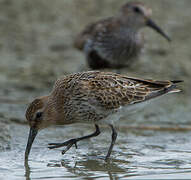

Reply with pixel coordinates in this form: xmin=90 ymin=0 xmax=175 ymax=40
xmin=25 ymin=96 xmax=52 ymax=161
xmin=119 ymin=1 xmax=171 ymax=41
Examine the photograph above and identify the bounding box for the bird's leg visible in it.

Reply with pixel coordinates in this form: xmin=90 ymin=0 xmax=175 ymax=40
xmin=105 ymin=124 xmax=117 ymax=160
xmin=48 ymin=124 xmax=100 ymax=155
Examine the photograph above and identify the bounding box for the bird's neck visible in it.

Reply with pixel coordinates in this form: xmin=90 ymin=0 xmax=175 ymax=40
xmin=116 ymin=15 xmax=141 ymax=33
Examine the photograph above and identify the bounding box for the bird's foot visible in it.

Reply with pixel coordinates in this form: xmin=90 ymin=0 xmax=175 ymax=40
xmin=48 ymin=138 xmax=78 ymax=152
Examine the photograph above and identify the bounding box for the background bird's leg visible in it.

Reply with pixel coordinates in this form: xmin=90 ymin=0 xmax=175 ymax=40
xmin=105 ymin=124 xmax=117 ymax=160
xmin=48 ymin=124 xmax=100 ymax=155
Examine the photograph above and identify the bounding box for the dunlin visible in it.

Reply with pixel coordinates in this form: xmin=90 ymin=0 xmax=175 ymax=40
xmin=74 ymin=1 xmax=171 ymax=69
xmin=25 ymin=71 xmax=182 ymax=161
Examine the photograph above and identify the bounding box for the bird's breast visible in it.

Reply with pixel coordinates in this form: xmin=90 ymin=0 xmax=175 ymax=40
xmin=93 ymin=29 xmax=143 ymax=65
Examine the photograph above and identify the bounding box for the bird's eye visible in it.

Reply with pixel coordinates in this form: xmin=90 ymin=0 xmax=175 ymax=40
xmin=36 ymin=112 xmax=43 ymax=119
xmin=133 ymin=7 xmax=141 ymax=13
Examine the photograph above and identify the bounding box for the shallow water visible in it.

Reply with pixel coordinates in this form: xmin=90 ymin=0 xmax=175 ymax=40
xmin=1 ymin=124 xmax=191 ymax=180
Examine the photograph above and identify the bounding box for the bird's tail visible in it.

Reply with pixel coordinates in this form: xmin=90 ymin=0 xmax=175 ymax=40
xmin=144 ymin=80 xmax=183 ymax=101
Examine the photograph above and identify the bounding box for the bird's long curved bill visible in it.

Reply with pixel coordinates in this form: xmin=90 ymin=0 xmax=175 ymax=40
xmin=25 ymin=127 xmax=38 ymax=161
xmin=147 ymin=19 xmax=171 ymax=42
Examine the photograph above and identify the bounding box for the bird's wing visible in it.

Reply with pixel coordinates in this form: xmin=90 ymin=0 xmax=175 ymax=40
xmin=74 ymin=17 xmax=117 ymax=51
xmin=79 ymin=72 xmax=181 ymax=110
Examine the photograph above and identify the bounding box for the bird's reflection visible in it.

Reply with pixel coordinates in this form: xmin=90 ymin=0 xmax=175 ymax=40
xmin=24 ymin=159 xmax=31 ymax=180
xmin=47 ymin=156 xmax=129 ymax=180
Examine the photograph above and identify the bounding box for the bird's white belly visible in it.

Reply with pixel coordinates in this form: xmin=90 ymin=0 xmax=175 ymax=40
xmin=99 ymin=100 xmax=149 ymax=125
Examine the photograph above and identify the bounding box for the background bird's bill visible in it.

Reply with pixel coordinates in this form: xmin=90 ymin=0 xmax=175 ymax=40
xmin=146 ymin=18 xmax=171 ymax=42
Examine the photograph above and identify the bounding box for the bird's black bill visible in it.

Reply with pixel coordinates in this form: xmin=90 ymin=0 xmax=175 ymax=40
xmin=25 ymin=127 xmax=38 ymax=161
xmin=147 ymin=19 xmax=171 ymax=42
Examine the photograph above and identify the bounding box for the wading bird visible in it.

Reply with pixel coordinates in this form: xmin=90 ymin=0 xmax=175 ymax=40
xmin=25 ymin=71 xmax=181 ymax=161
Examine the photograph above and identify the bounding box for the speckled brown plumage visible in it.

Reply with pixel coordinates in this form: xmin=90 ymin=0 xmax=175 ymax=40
xmin=25 ymin=71 xmax=182 ymax=161
xmin=74 ymin=1 xmax=170 ymax=69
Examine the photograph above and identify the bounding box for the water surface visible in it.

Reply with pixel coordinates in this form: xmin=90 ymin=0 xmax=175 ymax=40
xmin=1 ymin=124 xmax=191 ymax=179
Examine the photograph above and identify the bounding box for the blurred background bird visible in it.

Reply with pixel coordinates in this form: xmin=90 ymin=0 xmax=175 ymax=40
xmin=74 ymin=1 xmax=171 ymax=70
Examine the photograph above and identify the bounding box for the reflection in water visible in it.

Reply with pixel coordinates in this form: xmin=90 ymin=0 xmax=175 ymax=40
xmin=47 ymin=156 xmax=137 ymax=179
xmin=1 ymin=125 xmax=191 ymax=179
xmin=24 ymin=160 xmax=31 ymax=180
xmin=47 ymin=158 xmax=123 ymax=179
